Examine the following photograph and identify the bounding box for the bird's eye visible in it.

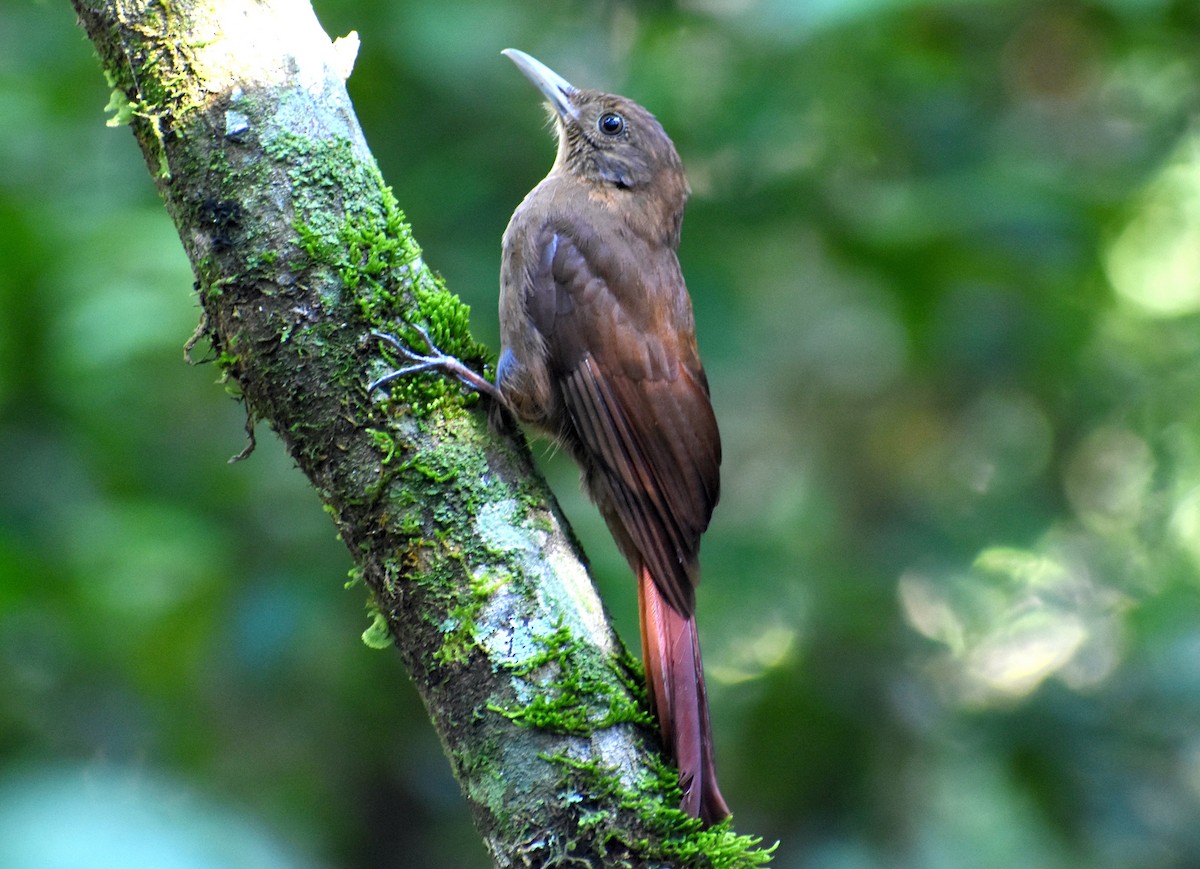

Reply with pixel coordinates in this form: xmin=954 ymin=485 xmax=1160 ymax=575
xmin=598 ymin=112 xmax=625 ymax=136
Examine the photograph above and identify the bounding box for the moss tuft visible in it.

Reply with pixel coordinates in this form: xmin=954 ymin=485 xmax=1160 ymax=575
xmin=361 ymin=608 xmax=392 ymax=650
xmin=263 ymin=130 xmax=491 ymax=415
xmin=542 ymin=752 xmax=777 ymax=868
xmin=434 ymin=569 xmax=508 ymax=666
xmin=488 ymin=621 xmax=653 ymax=735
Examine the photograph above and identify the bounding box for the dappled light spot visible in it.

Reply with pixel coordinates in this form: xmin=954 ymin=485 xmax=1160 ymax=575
xmin=899 ymin=545 xmax=1123 ymax=707
xmin=1170 ymin=486 xmax=1200 ymax=574
xmin=964 ymin=609 xmax=1086 ymax=700
xmin=1106 ymin=133 xmax=1200 ymax=316
xmin=710 ymin=621 xmax=798 ymax=685
xmin=898 ymin=570 xmax=966 ymax=654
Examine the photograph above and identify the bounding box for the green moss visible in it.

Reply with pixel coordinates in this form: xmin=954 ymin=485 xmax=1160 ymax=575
xmin=363 ymin=421 xmax=526 ymax=665
xmin=366 ymin=427 xmax=396 ymax=464
xmin=397 ymin=510 xmax=423 ymax=536
xmin=361 ymin=607 xmax=392 ymax=650
xmin=453 ymin=743 xmax=510 ymax=818
xmin=433 ymin=569 xmax=507 ymax=666
xmin=488 ymin=621 xmax=653 ymax=735
xmin=296 ymin=220 xmax=341 ymax=268
xmin=543 ymin=752 xmax=776 ymax=868
xmin=96 ymin=7 xmax=207 ymax=179
xmin=262 ymin=130 xmax=491 ymax=415
xmin=103 ymin=71 xmax=138 ymax=127
xmin=404 ymin=437 xmax=508 ymax=534
xmin=483 ymin=624 xmax=773 ymax=864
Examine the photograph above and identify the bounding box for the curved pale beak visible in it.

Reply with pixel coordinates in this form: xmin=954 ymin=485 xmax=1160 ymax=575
xmin=502 ymin=48 xmax=580 ymax=122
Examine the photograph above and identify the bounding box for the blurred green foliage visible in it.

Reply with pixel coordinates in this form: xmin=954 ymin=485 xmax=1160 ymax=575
xmin=3 ymin=0 xmax=1200 ymax=866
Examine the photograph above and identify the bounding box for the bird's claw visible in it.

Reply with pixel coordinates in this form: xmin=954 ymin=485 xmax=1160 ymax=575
xmin=368 ymin=328 xmax=450 ymax=393
xmin=372 ymin=324 xmax=437 ymax=357
xmin=368 ymin=326 xmax=502 ymax=402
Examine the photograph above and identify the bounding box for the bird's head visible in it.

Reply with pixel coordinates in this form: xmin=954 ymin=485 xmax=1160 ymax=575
xmin=503 ymin=48 xmax=689 ymax=215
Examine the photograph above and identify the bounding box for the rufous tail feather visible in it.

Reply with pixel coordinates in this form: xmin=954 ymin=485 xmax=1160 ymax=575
xmin=637 ymin=563 xmax=730 ymax=826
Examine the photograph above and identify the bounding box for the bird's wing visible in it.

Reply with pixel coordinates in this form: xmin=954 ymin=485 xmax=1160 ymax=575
xmin=538 ymin=228 xmax=720 ymax=616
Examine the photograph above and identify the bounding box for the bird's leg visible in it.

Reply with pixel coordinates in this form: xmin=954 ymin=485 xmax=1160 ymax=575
xmin=368 ymin=326 xmax=504 ymax=404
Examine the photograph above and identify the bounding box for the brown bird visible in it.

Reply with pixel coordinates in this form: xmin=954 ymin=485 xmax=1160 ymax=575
xmin=372 ymin=48 xmax=729 ymax=825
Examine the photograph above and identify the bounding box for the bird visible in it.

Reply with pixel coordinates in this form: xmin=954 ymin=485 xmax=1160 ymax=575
xmin=371 ymin=48 xmax=730 ymax=826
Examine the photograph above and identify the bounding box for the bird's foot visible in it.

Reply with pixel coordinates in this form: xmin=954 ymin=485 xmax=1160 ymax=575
xmin=368 ymin=326 xmax=502 ymax=402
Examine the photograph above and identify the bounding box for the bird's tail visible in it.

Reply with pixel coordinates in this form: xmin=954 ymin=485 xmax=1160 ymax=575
xmin=637 ymin=563 xmax=730 ymax=826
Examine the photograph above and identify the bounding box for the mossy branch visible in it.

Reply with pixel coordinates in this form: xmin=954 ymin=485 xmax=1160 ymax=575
xmin=70 ymin=0 xmax=770 ymax=864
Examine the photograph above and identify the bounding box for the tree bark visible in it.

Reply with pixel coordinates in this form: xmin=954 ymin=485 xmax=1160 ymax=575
xmin=70 ymin=0 xmax=770 ymax=865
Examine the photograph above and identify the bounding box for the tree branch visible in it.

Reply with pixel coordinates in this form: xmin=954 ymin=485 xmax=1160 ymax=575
xmin=70 ymin=0 xmax=770 ymax=864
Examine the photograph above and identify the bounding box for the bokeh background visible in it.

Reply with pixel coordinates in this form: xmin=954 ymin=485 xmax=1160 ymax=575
xmin=4 ymin=0 xmax=1200 ymax=866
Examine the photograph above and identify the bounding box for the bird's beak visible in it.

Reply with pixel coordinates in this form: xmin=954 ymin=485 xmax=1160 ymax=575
xmin=502 ymin=49 xmax=579 ymax=122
